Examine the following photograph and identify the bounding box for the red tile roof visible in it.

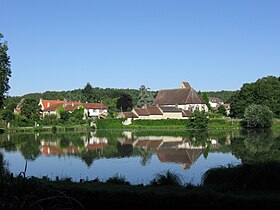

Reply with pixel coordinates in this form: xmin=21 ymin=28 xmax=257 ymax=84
xmin=82 ymin=103 xmax=107 ymax=109
xmin=40 ymin=99 xmax=64 ymax=110
xmin=40 ymin=99 xmax=107 ymax=112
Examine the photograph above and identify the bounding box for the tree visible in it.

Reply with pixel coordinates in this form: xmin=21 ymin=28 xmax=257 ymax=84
xmin=137 ymin=85 xmax=154 ymax=108
xmin=82 ymin=82 xmax=94 ymax=102
xmin=21 ymin=99 xmax=40 ymax=120
xmin=217 ymin=105 xmax=227 ymax=116
xmin=0 ymin=33 xmax=12 ymax=108
xmin=242 ymin=104 xmax=273 ymax=128
xmin=229 ymin=76 xmax=280 ymax=118
xmin=1 ymin=109 xmax=14 ymax=122
xmin=189 ymin=110 xmax=209 ymax=130
xmin=200 ymin=92 xmax=212 ymax=112
xmin=116 ymin=93 xmax=133 ymax=112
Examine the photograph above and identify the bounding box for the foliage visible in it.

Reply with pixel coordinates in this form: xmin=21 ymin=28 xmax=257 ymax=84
xmin=82 ymin=82 xmax=94 ymax=102
xmin=60 ymin=110 xmax=71 ymax=123
xmin=200 ymin=92 xmax=212 ymax=112
xmin=0 ymin=173 xmax=85 ymax=209
xmin=21 ymin=98 xmax=40 ymax=120
xmin=230 ymin=129 xmax=280 ymax=163
xmin=242 ymin=104 xmax=273 ymax=128
xmin=137 ymin=85 xmax=154 ymax=108
xmin=189 ymin=111 xmax=209 ymax=130
xmin=204 ymin=90 xmax=236 ymax=103
xmin=217 ymin=105 xmax=227 ymax=116
xmin=96 ymin=118 xmax=125 ymax=129
xmin=41 ymin=114 xmax=58 ymax=125
xmin=105 ymin=173 xmax=130 ymax=185
xmin=202 ymin=161 xmax=280 ymax=191
xmin=149 ymin=170 xmax=183 ymax=186
xmin=116 ymin=93 xmax=133 ymax=112
xmin=1 ymin=109 xmax=14 ymax=122
xmin=229 ymin=76 xmax=280 ymax=118
xmin=0 ymin=33 xmax=11 ymax=109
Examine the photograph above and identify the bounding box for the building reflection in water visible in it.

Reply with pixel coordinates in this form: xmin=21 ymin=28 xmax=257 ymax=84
xmin=37 ymin=131 xmax=228 ymax=170
xmin=133 ymin=136 xmax=204 ymax=169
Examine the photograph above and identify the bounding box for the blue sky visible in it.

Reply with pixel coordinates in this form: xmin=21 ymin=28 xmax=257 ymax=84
xmin=1 ymin=0 xmax=279 ymax=96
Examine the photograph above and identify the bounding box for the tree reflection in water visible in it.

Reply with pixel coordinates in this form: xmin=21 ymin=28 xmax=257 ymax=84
xmin=1 ymin=129 xmax=280 ymax=183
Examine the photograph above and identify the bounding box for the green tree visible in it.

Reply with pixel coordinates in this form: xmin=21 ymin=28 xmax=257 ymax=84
xmin=60 ymin=110 xmax=71 ymax=123
xmin=242 ymin=104 xmax=273 ymax=128
xmin=82 ymin=82 xmax=94 ymax=102
xmin=137 ymin=85 xmax=154 ymax=108
xmin=0 ymin=33 xmax=12 ymax=108
xmin=21 ymin=99 xmax=40 ymax=120
xmin=217 ymin=105 xmax=227 ymax=116
xmin=229 ymin=76 xmax=280 ymax=118
xmin=189 ymin=110 xmax=209 ymax=130
xmin=116 ymin=93 xmax=133 ymax=112
xmin=200 ymin=92 xmax=212 ymax=112
xmin=1 ymin=109 xmax=14 ymax=122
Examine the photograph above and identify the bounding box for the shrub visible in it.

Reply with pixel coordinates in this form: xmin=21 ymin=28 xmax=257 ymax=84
xmin=243 ymin=104 xmax=273 ymax=128
xmin=149 ymin=170 xmax=183 ymax=186
xmin=189 ymin=111 xmax=209 ymax=130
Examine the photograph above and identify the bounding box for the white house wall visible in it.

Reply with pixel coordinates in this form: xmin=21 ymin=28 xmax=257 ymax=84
xmin=162 ymin=112 xmax=182 ymax=119
xmin=149 ymin=115 xmax=163 ymax=120
xmin=178 ymin=104 xmax=208 ymax=112
xmin=85 ymin=109 xmax=108 ymax=118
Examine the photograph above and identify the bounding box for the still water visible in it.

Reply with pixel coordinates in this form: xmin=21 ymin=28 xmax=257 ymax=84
xmin=0 ymin=129 xmax=279 ymax=185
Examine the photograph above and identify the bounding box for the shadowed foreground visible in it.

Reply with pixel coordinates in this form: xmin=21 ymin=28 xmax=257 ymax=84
xmin=1 ymin=162 xmax=280 ymax=209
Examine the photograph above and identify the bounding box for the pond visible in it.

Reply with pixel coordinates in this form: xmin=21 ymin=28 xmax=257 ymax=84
xmin=0 ymin=129 xmax=279 ymax=185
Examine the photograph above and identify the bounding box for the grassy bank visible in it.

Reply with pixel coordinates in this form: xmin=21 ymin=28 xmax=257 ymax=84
xmin=1 ymin=162 xmax=280 ymax=209
xmin=96 ymin=118 xmax=241 ymax=130
xmin=3 ymin=124 xmax=93 ymax=133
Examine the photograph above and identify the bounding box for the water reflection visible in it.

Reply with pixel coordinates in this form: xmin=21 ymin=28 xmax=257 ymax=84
xmin=0 ymin=129 xmax=278 ymax=184
xmin=0 ymin=131 xmax=235 ymax=167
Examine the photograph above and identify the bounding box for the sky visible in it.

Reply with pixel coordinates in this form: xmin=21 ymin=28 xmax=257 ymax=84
xmin=1 ymin=0 xmax=280 ymax=96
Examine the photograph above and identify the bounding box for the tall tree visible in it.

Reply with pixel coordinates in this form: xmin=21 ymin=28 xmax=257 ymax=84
xmin=116 ymin=93 xmax=133 ymax=112
xmin=200 ymin=92 xmax=212 ymax=112
xmin=0 ymin=33 xmax=11 ymax=108
xmin=137 ymin=85 xmax=154 ymax=108
xmin=82 ymin=82 xmax=94 ymax=102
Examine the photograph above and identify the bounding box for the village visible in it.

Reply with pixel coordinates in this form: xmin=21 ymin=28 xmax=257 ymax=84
xmin=12 ymin=82 xmax=230 ymax=128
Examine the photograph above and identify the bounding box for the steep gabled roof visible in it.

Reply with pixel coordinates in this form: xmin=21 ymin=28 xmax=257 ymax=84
xmin=156 ymin=148 xmax=203 ymax=169
xmin=152 ymin=83 xmax=205 ymax=105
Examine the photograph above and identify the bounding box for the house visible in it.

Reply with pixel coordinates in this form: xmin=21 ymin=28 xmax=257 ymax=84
xmin=39 ymin=99 xmax=108 ymax=119
xmin=209 ymin=97 xmax=224 ymax=110
xmin=117 ymin=105 xmax=192 ymax=123
xmin=223 ymin=103 xmax=231 ymax=116
xmin=152 ymin=82 xmax=208 ymax=112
